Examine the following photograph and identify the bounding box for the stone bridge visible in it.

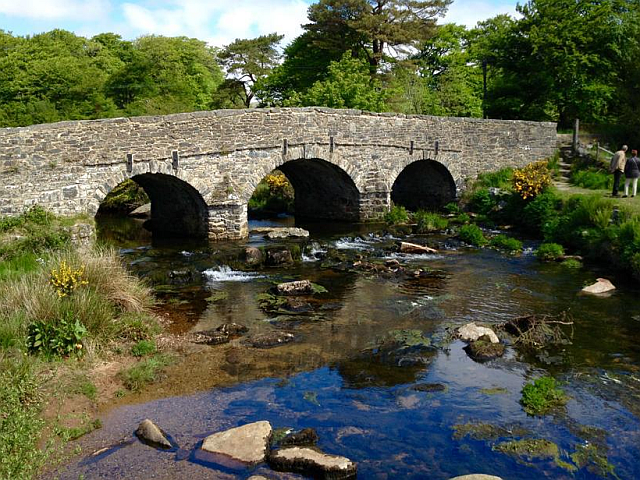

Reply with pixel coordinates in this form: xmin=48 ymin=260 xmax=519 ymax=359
xmin=0 ymin=108 xmax=556 ymax=240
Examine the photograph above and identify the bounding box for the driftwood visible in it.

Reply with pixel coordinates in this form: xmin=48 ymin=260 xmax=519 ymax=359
xmin=400 ymin=242 xmax=437 ymax=254
xmin=500 ymin=312 xmax=574 ymax=349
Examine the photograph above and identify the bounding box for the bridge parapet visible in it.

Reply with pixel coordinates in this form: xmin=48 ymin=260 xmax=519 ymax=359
xmin=0 ymin=108 xmax=556 ymax=239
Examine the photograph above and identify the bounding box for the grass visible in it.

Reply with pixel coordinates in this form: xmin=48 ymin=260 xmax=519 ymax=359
xmin=131 ymin=339 xmax=157 ymax=357
xmin=119 ymin=354 xmax=172 ymax=392
xmin=414 ymin=210 xmax=448 ymax=232
xmin=489 ymin=234 xmax=523 ymax=253
xmin=458 ymin=224 xmax=488 ymax=246
xmin=0 ymin=207 xmax=163 ymax=478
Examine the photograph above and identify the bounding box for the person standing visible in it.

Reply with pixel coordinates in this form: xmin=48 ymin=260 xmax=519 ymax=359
xmin=624 ymin=149 xmax=640 ymax=197
xmin=609 ymin=145 xmax=628 ymax=197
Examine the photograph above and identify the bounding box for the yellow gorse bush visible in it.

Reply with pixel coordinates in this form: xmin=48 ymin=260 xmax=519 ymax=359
xmin=265 ymin=172 xmax=293 ymax=198
xmin=49 ymin=260 xmax=88 ymax=297
xmin=513 ymin=161 xmax=551 ymax=200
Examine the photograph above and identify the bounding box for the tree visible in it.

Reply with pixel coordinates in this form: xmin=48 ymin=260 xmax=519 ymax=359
xmin=304 ymin=0 xmax=453 ymax=69
xmin=217 ymin=33 xmax=284 ymax=108
xmin=286 ymin=51 xmax=387 ymax=111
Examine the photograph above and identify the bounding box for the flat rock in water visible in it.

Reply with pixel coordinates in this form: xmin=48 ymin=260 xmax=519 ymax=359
xmin=216 ymin=322 xmax=248 ymax=337
xmin=201 ymin=421 xmax=272 ymax=464
xmin=400 ymin=241 xmax=437 ymax=254
xmin=245 ymin=331 xmax=295 ymax=348
xmin=276 ymin=279 xmax=314 ymax=295
xmin=135 ymin=419 xmax=172 ymax=449
xmin=251 ymin=227 xmax=309 ymax=238
xmin=449 ymin=475 xmax=503 ymax=480
xmin=464 ymin=336 xmax=505 ymax=362
xmin=193 ymin=330 xmax=230 ymax=345
xmin=269 ymin=446 xmax=357 ymax=479
xmin=581 ymin=277 xmax=615 ymax=294
xmin=457 ymin=322 xmax=499 ymax=344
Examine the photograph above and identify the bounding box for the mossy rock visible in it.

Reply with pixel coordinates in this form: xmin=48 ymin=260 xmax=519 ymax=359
xmin=464 ymin=335 xmax=505 ymax=362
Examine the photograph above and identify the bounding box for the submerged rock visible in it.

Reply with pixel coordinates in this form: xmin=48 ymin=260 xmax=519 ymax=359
xmin=135 ymin=419 xmax=172 ymax=449
xmin=245 ymin=331 xmax=295 ymax=348
xmin=193 ymin=330 xmax=230 ymax=345
xmin=412 ymin=383 xmax=447 ymax=392
xmin=457 ymin=323 xmax=500 ymax=344
xmin=449 ymin=475 xmax=503 ymax=480
xmin=216 ymin=322 xmax=248 ymax=337
xmin=201 ymin=421 xmax=272 ymax=464
xmin=581 ymin=278 xmax=615 ymax=295
xmin=277 ymin=428 xmax=319 ymax=448
xmin=269 ymin=446 xmax=357 ymax=479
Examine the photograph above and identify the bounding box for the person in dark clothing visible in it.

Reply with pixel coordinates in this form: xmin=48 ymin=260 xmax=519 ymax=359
xmin=610 ymin=145 xmax=628 ymax=197
xmin=624 ymin=149 xmax=640 ymax=197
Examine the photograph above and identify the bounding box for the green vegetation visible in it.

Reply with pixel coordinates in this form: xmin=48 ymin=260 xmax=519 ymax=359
xmin=0 ymin=208 xmax=163 ymax=478
xmin=571 ymin=168 xmax=612 ymax=190
xmin=458 ymin=224 xmax=488 ymax=246
xmin=414 ymin=210 xmax=449 ymax=233
xmin=570 ymin=444 xmax=618 ymax=478
xmin=131 ymin=339 xmax=157 ymax=357
xmin=489 ymin=234 xmax=523 ymax=253
xmin=98 ymin=180 xmax=149 ymax=214
xmin=520 ymin=376 xmax=568 ymax=416
xmin=536 ymin=243 xmax=565 ymax=261
xmin=119 ymin=354 xmax=172 ymax=392
xmin=384 ymin=205 xmax=410 ymax=225
xmin=248 ymin=171 xmax=294 ymax=217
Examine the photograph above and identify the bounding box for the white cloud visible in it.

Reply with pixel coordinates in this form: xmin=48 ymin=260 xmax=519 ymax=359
xmin=0 ymin=0 xmax=110 ymax=21
xmin=443 ymin=0 xmax=519 ymax=28
xmin=120 ymin=0 xmax=309 ymax=48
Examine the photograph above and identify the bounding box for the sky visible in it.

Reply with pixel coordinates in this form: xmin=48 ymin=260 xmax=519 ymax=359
xmin=0 ymin=0 xmax=521 ymax=48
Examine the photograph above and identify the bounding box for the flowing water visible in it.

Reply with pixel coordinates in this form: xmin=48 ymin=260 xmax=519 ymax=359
xmin=55 ymin=216 xmax=640 ymax=479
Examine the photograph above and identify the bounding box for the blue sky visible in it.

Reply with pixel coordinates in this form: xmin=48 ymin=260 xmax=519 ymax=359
xmin=0 ymin=0 xmax=520 ymax=48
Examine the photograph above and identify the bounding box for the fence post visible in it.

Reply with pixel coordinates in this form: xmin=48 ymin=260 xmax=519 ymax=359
xmin=572 ymin=118 xmax=579 ymax=153
xmin=596 ymin=142 xmax=599 ymax=162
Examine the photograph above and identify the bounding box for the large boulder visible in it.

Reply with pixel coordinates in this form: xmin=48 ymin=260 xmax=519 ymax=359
xmin=269 ymin=446 xmax=357 ymax=479
xmin=201 ymin=421 xmax=272 ymax=464
xmin=135 ymin=419 xmax=172 ymax=449
xmin=464 ymin=335 xmax=505 ymax=362
xmin=581 ymin=278 xmax=615 ymax=295
xmin=457 ymin=323 xmax=499 ymax=344
xmin=266 ymin=248 xmax=294 ymax=266
xmin=129 ymin=203 xmax=151 ymax=218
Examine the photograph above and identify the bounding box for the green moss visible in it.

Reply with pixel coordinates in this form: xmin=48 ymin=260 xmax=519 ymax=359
xmin=480 ymin=387 xmax=509 ymax=395
xmin=520 ymin=376 xmax=568 ymax=415
xmin=99 ymin=179 xmax=149 ymax=214
xmin=570 ymin=444 xmax=618 ymax=478
xmin=494 ymin=438 xmax=559 ymax=459
xmin=453 ymin=423 xmax=522 ymax=441
xmin=386 ymin=329 xmax=431 ymax=348
xmin=310 ymin=283 xmax=328 ymax=294
xmin=206 ymin=290 xmax=229 ymax=303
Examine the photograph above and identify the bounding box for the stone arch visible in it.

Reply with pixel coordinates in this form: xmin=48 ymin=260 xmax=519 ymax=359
xmin=97 ymin=172 xmax=209 ymax=238
xmin=391 ymin=159 xmax=456 ymax=211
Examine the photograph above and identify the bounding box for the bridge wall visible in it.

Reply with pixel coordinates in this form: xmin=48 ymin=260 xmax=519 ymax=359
xmin=0 ymin=108 xmax=556 ymax=239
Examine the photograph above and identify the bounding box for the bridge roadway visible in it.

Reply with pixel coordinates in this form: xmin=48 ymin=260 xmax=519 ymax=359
xmin=0 ymin=107 xmax=556 ymax=239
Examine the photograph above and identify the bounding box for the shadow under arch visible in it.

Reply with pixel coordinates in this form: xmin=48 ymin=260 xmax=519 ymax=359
xmin=104 ymin=173 xmax=209 ymax=238
xmin=277 ymin=158 xmax=360 ymax=221
xmin=391 ymin=160 xmax=456 ymax=211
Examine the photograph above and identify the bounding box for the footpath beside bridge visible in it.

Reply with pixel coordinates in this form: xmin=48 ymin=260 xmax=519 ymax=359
xmin=0 ymin=108 xmax=556 ymax=240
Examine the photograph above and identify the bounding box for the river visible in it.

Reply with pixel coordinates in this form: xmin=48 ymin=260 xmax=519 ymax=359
xmin=53 ymin=215 xmax=640 ymax=479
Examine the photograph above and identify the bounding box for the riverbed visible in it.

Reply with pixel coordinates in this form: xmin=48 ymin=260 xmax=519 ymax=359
xmin=53 ymin=216 xmax=640 ymax=479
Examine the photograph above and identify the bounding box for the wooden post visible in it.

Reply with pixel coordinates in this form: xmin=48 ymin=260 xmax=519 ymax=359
xmin=596 ymin=142 xmax=599 ymax=162
xmin=572 ymin=118 xmax=579 ymax=153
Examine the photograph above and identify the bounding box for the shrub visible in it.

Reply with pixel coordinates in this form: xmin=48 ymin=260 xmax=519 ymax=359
xmin=521 ymin=191 xmax=561 ymax=233
xmin=458 ymin=224 xmax=488 ymax=246
xmin=49 ymin=260 xmax=88 ymax=297
xmin=490 ymin=234 xmax=523 ymax=253
xmin=452 ymin=213 xmax=471 ymax=224
xmin=468 ymin=188 xmax=495 ymax=215
xmin=475 ymin=168 xmax=513 ymax=190
xmin=444 ymin=202 xmax=461 ymax=214
xmin=513 ymin=161 xmax=551 ymax=199
xmin=520 ymin=376 xmax=567 ymax=415
xmin=26 ymin=313 xmax=86 ymax=358
xmin=571 ymin=168 xmax=612 ymax=190
xmin=414 ymin=210 xmax=448 ymax=233
xmin=560 ymin=258 xmax=582 ymax=269
xmin=536 ymin=243 xmax=565 ymax=261
xmin=384 ymin=205 xmax=409 ymax=225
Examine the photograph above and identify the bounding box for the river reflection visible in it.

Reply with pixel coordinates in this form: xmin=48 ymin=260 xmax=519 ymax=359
xmin=54 ymin=215 xmax=640 ymax=479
